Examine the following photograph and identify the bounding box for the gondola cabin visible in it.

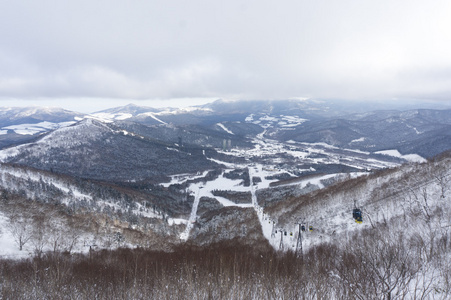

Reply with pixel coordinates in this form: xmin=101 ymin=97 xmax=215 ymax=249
xmin=353 ymin=208 xmax=363 ymax=223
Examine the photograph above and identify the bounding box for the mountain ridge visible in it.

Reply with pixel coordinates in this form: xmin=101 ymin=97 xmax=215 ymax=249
xmin=0 ymin=102 xmax=449 ymax=297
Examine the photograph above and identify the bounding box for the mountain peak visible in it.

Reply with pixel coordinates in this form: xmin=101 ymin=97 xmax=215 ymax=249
xmin=92 ymin=103 xmax=161 ymax=118
xmin=123 ymin=103 xmax=139 ymax=108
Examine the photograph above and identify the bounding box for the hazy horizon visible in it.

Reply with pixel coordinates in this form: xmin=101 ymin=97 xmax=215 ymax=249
xmin=1 ymin=1 xmax=451 ymax=111
xmin=1 ymin=97 xmax=451 ymax=115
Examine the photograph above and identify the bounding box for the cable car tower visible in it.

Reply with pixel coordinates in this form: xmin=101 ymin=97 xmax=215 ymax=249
xmin=278 ymin=228 xmax=285 ymax=250
xmin=270 ymin=219 xmax=276 ymax=238
xmin=295 ymin=218 xmax=306 ymax=256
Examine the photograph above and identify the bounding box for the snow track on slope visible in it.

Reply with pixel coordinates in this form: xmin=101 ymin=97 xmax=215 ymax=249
xmin=217 ymin=123 xmax=234 ymax=134
xmin=249 ymin=166 xmax=283 ymax=250
xmin=180 ymin=185 xmax=202 ymax=241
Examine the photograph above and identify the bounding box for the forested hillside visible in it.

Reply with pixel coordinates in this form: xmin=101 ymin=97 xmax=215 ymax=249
xmin=0 ymin=148 xmax=449 ymax=298
xmin=0 ymin=119 xmax=220 ymax=182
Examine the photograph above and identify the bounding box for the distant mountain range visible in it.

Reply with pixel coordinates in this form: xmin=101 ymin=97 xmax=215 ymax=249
xmin=1 ymin=99 xmax=450 ymax=172
xmin=268 ymin=108 xmax=451 ymax=157
xmin=91 ymin=99 xmax=451 ymax=158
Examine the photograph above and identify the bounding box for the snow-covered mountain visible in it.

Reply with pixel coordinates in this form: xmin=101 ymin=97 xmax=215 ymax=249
xmin=0 ymin=106 xmax=84 ymax=128
xmin=91 ymin=102 xmax=216 ymax=125
xmin=0 ymin=100 xmax=450 ymax=297
xmin=89 ymin=101 xmax=451 ymax=158
xmin=89 ymin=99 xmax=354 ymax=125
xmin=0 ymin=118 xmax=221 ymax=182
xmin=2 ymin=101 xmax=449 ymax=159
xmin=91 ymin=103 xmax=161 ymax=122
xmin=266 ymin=108 xmax=451 ymax=158
xmin=3 ymin=99 xmax=449 ymax=188
xmin=0 ymin=106 xmax=85 ymax=148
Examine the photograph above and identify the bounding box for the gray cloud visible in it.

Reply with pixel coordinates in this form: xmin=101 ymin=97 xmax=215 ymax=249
xmin=1 ymin=0 xmax=451 ymax=107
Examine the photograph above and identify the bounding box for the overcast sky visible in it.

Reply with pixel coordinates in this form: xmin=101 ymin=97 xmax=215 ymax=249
xmin=1 ymin=0 xmax=451 ymax=112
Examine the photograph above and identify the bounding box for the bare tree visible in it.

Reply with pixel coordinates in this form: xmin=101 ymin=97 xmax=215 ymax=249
xmin=30 ymin=209 xmax=54 ymax=257
xmin=345 ymin=230 xmax=419 ymax=300
xmin=407 ymin=186 xmax=432 ymax=223
xmin=8 ymin=214 xmax=33 ymax=251
xmin=45 ymin=214 xmax=81 ymax=254
xmin=432 ymin=164 xmax=450 ymax=199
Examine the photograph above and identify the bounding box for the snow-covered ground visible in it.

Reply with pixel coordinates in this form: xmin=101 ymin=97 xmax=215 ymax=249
xmin=246 ymin=114 xmax=307 ymax=129
xmin=0 ymin=121 xmax=76 ymax=135
xmin=136 ymin=112 xmax=167 ymax=124
xmin=375 ymin=149 xmax=427 ymax=163
xmin=90 ymin=112 xmax=133 ymax=121
xmin=0 ymin=210 xmax=97 ymax=259
xmin=0 ymin=213 xmax=31 ymax=259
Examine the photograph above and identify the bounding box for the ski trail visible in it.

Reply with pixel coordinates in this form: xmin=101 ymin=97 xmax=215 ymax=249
xmin=256 ymin=129 xmax=267 ymax=139
xmin=249 ymin=166 xmax=279 ymax=249
xmin=180 ymin=185 xmax=201 ymax=241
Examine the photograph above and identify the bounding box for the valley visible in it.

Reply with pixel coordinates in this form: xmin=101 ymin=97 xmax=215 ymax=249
xmin=0 ymin=100 xmax=449 ymax=298
xmin=161 ymin=129 xmax=407 ymax=242
xmin=0 ymin=100 xmax=442 ymax=250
